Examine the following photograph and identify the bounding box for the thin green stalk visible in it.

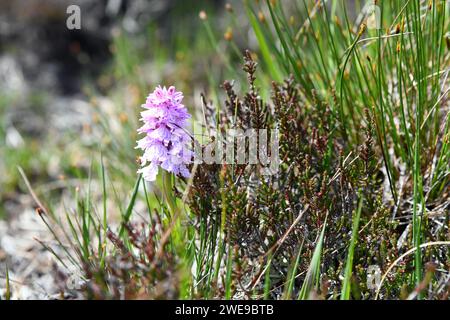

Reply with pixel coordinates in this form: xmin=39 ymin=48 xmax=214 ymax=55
xmin=5 ymin=265 xmax=11 ymax=300
xmin=224 ymin=244 xmax=233 ymax=299
xmin=118 ymin=174 xmax=142 ymax=238
xmin=411 ymin=0 xmax=425 ymax=297
xmin=298 ymin=216 xmax=327 ymax=300
xmin=100 ymin=154 xmax=107 ymax=269
xmin=263 ymin=254 xmax=273 ymax=300
xmin=341 ymin=195 xmax=363 ymax=300
xmin=245 ymin=2 xmax=283 ymax=82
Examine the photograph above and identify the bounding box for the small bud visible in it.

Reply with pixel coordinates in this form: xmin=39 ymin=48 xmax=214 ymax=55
xmin=444 ymin=132 xmax=449 ymax=144
xmin=119 ymin=112 xmax=128 ymax=123
xmin=36 ymin=207 xmax=45 ymax=216
xmin=334 ymin=16 xmax=341 ymax=28
xmin=258 ymin=11 xmax=265 ymax=23
xmin=220 ymin=164 xmax=227 ymax=180
xmin=224 ymin=28 xmax=233 ymax=41
xmin=289 ymin=16 xmax=295 ymax=26
xmin=83 ymin=123 xmax=91 ymax=134
xmin=425 ymin=262 xmax=436 ymax=273
xmin=358 ymin=23 xmax=367 ymax=36
xmin=396 ymin=41 xmax=401 ymax=53
xmin=344 ymin=70 xmax=350 ymax=80
xmin=199 ymin=10 xmax=207 ymax=21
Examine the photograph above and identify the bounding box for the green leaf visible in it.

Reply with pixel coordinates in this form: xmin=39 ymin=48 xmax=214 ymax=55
xmin=298 ymin=216 xmax=327 ymax=300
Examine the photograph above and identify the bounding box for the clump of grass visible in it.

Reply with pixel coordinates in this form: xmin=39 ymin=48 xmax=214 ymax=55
xmin=240 ymin=0 xmax=449 ymax=299
xmin=19 ymin=163 xmax=188 ymax=299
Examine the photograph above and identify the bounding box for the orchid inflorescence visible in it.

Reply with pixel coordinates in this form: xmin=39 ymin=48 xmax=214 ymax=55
xmin=136 ymin=86 xmax=193 ymax=182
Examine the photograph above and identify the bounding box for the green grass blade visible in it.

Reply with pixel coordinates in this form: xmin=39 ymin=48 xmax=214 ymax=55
xmin=245 ymin=2 xmax=283 ymax=82
xmin=224 ymin=244 xmax=233 ymax=299
xmin=283 ymin=241 xmax=303 ymax=300
xmin=341 ymin=195 xmax=363 ymax=300
xmin=118 ymin=174 xmax=142 ymax=238
xmin=100 ymin=153 xmax=107 ymax=269
xmin=263 ymin=254 xmax=273 ymax=300
xmin=298 ymin=216 xmax=327 ymax=300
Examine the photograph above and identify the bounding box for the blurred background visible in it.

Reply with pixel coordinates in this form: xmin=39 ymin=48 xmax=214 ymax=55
xmin=0 ymin=0 xmax=228 ymax=212
xmin=0 ymin=0 xmax=248 ymax=298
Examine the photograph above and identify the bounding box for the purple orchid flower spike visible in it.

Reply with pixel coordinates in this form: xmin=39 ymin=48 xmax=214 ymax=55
xmin=136 ymin=86 xmax=193 ymax=182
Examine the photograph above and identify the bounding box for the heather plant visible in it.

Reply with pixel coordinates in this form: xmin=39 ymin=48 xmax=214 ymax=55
xmin=188 ymin=51 xmax=392 ymax=299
